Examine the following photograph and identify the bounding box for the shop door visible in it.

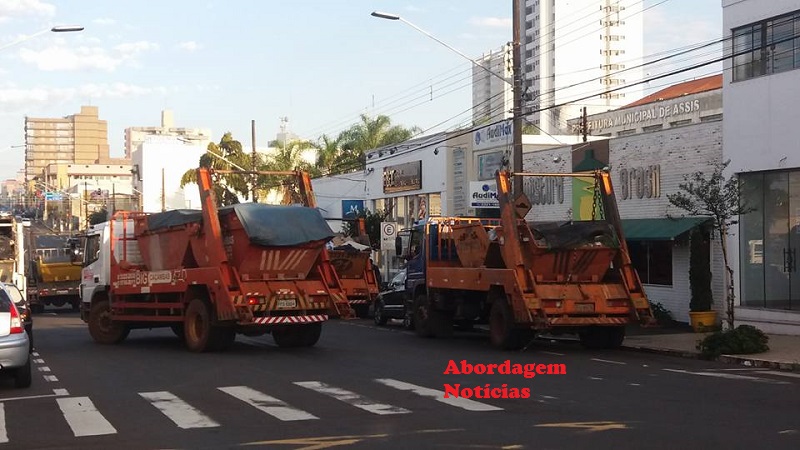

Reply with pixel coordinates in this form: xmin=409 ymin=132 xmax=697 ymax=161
xmin=764 ymin=171 xmax=800 ymax=310
xmin=789 ymin=172 xmax=800 ymax=310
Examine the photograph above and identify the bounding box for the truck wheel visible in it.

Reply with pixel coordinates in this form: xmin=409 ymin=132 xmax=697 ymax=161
xmin=30 ymin=304 xmax=44 ymax=314
xmin=299 ymin=323 xmax=322 ymax=347
xmin=414 ymin=294 xmax=435 ymax=338
xmin=489 ymin=299 xmax=525 ymax=350
xmin=413 ymin=294 xmax=452 ymax=338
xmin=184 ymin=299 xmax=213 ymax=352
xmin=88 ymin=300 xmax=130 ymax=345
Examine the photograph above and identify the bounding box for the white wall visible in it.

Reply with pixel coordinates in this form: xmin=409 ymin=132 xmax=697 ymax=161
xmin=364 ymin=136 xmax=448 ymax=212
xmin=312 ymin=173 xmax=368 ymax=233
xmin=722 ymin=0 xmax=800 ymax=333
xmin=132 ymin=137 xmax=204 ymax=212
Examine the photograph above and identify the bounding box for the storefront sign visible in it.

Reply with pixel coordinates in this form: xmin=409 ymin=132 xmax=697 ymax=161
xmin=477 ymin=151 xmax=505 ymax=180
xmin=469 ymin=181 xmax=499 ymax=208
xmin=453 ymin=148 xmax=467 ymax=214
xmin=525 ymin=177 xmax=565 ymax=205
xmin=619 ymin=165 xmax=661 ymax=200
xmin=383 ymin=161 xmax=422 ymax=193
xmin=473 ymin=120 xmax=513 ymax=151
xmin=341 ymin=200 xmax=364 ymax=218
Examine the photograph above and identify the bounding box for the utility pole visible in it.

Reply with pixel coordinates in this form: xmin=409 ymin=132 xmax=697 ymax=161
xmin=251 ymin=119 xmax=258 ymax=203
xmin=582 ymin=107 xmax=588 ymax=143
xmin=161 ymin=168 xmax=166 ymax=212
xmin=84 ymin=181 xmax=88 ymax=229
xmin=512 ymin=0 xmax=524 ymax=195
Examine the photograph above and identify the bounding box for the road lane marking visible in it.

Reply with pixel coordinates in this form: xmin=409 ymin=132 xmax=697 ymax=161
xmin=374 ymin=378 xmax=502 ymax=412
xmin=241 ymin=434 xmax=388 ymax=448
xmin=589 ymin=377 xmax=603 ymax=380
xmin=541 ymin=395 xmax=558 ymax=400
xmin=663 ymin=369 xmax=790 ymax=384
xmin=0 ymin=404 xmax=7 ymax=443
xmin=32 ymin=352 xmax=39 ymax=357
xmin=44 ymin=375 xmax=59 ymax=382
xmin=218 ymin=386 xmax=318 ymax=421
xmin=139 ymin=391 xmax=219 ymax=429
xmin=541 ymin=351 xmax=565 ymax=356
xmin=294 ymin=381 xmax=410 ymax=415
xmin=629 ymin=383 xmax=641 ymax=386
xmin=33 ymin=358 xmax=44 ymax=364
xmin=53 ymin=389 xmax=69 ymax=396
xmin=591 ymin=358 xmax=626 ymax=365
xmin=56 ymin=397 xmax=117 ymax=437
xmin=535 ymin=421 xmax=628 ymax=432
xmin=758 ymin=371 xmax=800 ymax=379
xmin=37 ymin=366 xmax=51 ymax=372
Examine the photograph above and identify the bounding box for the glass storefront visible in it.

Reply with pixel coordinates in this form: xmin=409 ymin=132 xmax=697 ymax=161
xmin=739 ymin=170 xmax=800 ymax=310
xmin=372 ymin=192 xmax=442 ymax=281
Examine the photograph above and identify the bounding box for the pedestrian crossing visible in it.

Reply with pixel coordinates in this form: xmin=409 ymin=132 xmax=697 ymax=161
xmin=0 ymin=378 xmax=504 ymax=444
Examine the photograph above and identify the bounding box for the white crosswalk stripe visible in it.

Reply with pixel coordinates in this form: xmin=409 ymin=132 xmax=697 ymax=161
xmin=140 ymin=391 xmax=220 ymax=429
xmin=294 ymin=381 xmax=411 ymax=415
xmin=218 ymin=386 xmax=318 ymax=421
xmin=56 ymin=397 xmax=117 ymax=437
xmin=374 ymin=378 xmax=503 ymax=412
xmin=0 ymin=377 xmax=511 ymax=444
xmin=0 ymin=403 xmax=8 ymax=444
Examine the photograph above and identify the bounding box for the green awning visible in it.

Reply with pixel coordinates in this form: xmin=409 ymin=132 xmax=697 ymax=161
xmin=621 ymin=217 xmax=710 ymax=241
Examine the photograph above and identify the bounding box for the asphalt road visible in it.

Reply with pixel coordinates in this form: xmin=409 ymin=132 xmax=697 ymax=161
xmin=1 ymin=310 xmax=798 ymax=449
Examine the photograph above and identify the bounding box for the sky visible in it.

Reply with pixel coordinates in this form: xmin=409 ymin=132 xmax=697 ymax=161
xmin=0 ymin=0 xmax=722 ymax=181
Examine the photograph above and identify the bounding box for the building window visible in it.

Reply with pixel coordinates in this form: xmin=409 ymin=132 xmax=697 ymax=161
xmin=669 ymin=119 xmax=693 ymax=127
xmin=643 ymin=124 xmax=663 ymax=132
xmin=700 ymin=113 xmax=723 ymax=122
xmin=732 ymin=10 xmax=800 ymax=82
xmin=628 ymin=241 xmax=673 ymax=285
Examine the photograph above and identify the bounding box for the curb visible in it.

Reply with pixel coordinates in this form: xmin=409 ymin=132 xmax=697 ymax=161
xmin=621 ymin=344 xmax=800 ymax=372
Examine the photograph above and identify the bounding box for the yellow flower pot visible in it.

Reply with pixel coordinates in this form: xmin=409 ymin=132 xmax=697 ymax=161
xmin=689 ymin=311 xmax=718 ymax=333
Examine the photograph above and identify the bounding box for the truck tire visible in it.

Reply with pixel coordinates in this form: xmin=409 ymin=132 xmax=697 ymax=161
xmin=273 ymin=323 xmax=321 ymax=348
xmin=30 ymin=304 xmax=44 ymax=314
xmin=353 ymin=304 xmax=369 ymax=319
xmin=489 ymin=299 xmax=526 ymax=350
xmin=88 ymin=300 xmax=130 ymax=345
xmin=413 ymin=294 xmax=452 ymax=338
xmin=606 ymin=326 xmax=625 ymax=349
xmin=184 ymin=299 xmax=214 ymax=352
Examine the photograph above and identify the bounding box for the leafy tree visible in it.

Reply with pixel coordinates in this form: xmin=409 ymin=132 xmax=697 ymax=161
xmin=180 ymin=132 xmax=253 ymax=206
xmin=260 ymin=139 xmax=320 ymax=203
xmin=336 ymin=114 xmax=420 ymax=172
xmin=88 ymin=208 xmax=108 ymax=225
xmin=315 ymin=134 xmax=341 ymax=174
xmin=342 ymin=209 xmax=390 ymax=251
xmin=667 ymin=160 xmax=753 ymax=329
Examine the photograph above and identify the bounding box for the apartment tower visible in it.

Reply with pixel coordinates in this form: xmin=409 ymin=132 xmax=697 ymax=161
xmin=521 ymin=0 xmax=644 ymax=134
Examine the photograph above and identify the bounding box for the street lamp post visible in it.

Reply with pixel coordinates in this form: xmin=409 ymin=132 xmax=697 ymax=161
xmin=371 ymin=9 xmax=524 ymax=194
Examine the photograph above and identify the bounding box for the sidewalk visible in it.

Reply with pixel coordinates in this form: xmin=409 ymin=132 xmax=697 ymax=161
xmin=622 ymin=325 xmax=800 ymax=371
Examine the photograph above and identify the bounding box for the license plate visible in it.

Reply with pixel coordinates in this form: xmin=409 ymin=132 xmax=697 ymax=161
xmin=57 ymin=290 xmax=69 ymax=295
xmin=277 ymin=299 xmax=297 ymax=309
xmin=575 ymin=303 xmax=595 ymax=313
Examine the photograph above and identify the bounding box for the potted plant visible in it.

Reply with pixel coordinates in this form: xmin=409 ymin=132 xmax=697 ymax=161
xmin=688 ymin=226 xmax=717 ymax=332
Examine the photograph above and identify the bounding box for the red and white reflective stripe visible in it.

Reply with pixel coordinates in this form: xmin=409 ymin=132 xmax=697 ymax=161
xmin=348 ymin=299 xmax=369 ymax=304
xmin=253 ymin=315 xmax=328 ymax=324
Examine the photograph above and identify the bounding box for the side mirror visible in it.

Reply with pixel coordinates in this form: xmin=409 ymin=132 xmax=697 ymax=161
xmin=394 ymin=236 xmax=403 ymax=256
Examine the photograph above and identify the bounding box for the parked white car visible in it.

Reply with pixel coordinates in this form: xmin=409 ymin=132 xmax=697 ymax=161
xmin=0 ymin=293 xmax=31 ymax=388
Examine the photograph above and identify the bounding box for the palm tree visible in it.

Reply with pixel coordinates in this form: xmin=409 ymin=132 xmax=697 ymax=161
xmin=180 ymin=132 xmax=251 ymax=206
xmin=258 ymin=139 xmax=320 ymax=204
xmin=315 ymin=134 xmax=340 ymax=174
xmin=336 ymin=114 xmax=420 ymax=172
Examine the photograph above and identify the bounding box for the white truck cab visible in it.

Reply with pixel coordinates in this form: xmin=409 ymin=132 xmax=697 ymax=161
xmin=79 ymin=219 xmax=140 ymax=321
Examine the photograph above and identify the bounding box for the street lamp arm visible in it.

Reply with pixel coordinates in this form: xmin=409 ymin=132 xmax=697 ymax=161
xmin=0 ymin=25 xmax=83 ymax=53
xmin=371 ymin=11 xmax=511 ymax=87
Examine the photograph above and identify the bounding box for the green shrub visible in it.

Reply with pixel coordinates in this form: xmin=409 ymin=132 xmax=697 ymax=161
xmin=649 ymin=301 xmax=674 ymax=326
xmin=697 ymin=325 xmax=769 ymax=358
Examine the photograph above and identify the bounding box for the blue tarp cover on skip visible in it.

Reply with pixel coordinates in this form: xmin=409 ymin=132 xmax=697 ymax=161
xmin=146 ymin=203 xmax=334 ymax=247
